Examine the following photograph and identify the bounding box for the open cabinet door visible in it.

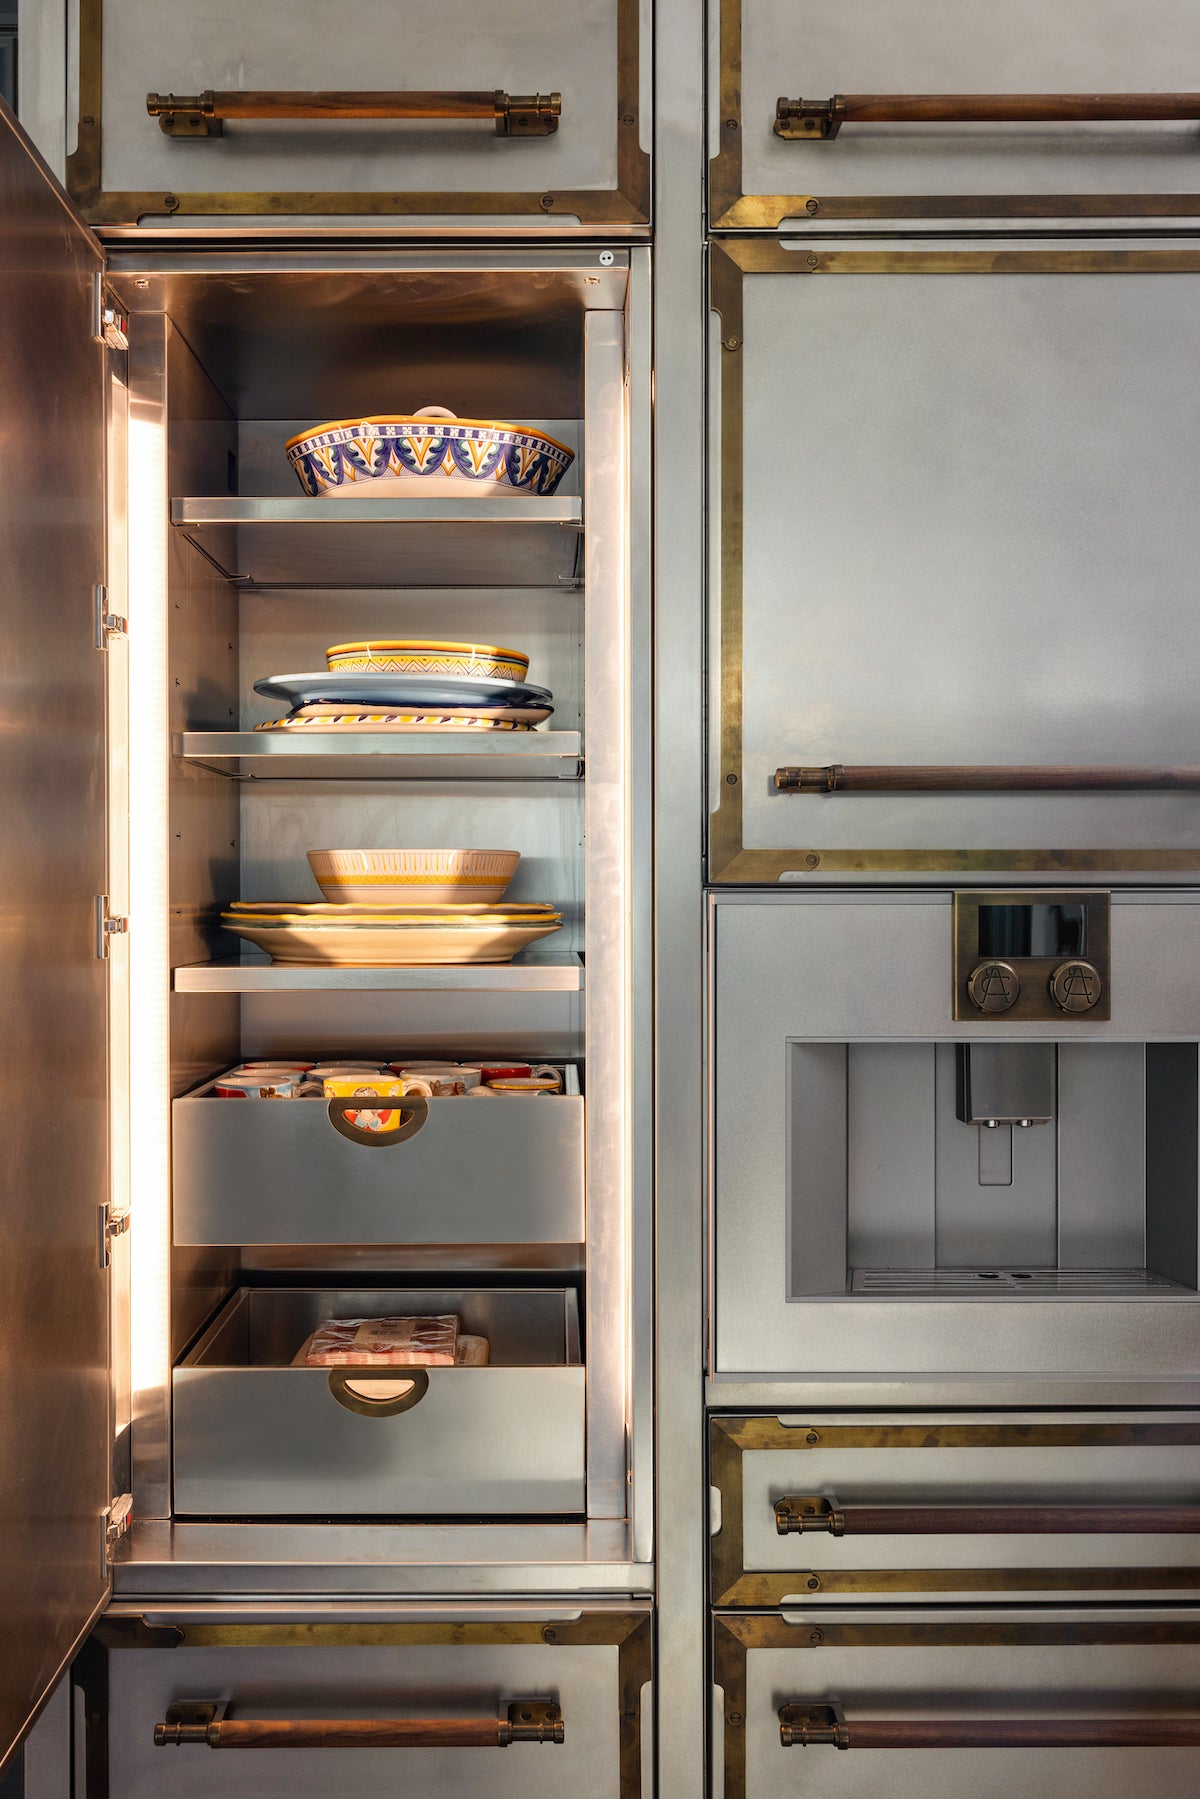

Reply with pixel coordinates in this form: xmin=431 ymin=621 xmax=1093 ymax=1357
xmin=0 ymin=100 xmax=114 ymax=1773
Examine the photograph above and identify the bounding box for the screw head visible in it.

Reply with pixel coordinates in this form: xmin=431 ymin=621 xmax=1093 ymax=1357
xmin=725 ymin=117 xmax=738 ymax=130
xmin=599 ymin=250 xmax=615 ymax=266
xmin=805 ymin=197 xmax=820 ymax=214
xmin=622 ymin=112 xmax=636 ymax=125
xmin=722 ymin=335 xmax=741 ymax=351
xmin=806 ymin=253 xmax=820 ymax=268
xmin=805 ymin=1430 xmax=820 ymax=1443
xmin=540 ymin=194 xmax=555 ymax=210
xmin=804 ymin=854 xmax=821 ymax=868
xmin=728 ymin=1711 xmax=743 ymax=1726
xmin=542 ymin=1626 xmax=557 ymax=1642
xmin=806 ymin=1576 xmax=821 ymax=1590
xmin=725 ymin=771 xmax=738 ymax=785
xmin=809 ymin=1628 xmax=824 ymax=1644
xmin=163 ymin=194 xmax=179 ymax=209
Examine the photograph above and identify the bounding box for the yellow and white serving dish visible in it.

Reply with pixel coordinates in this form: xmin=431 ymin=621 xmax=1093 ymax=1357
xmin=325 ymin=640 xmax=530 ymax=682
xmin=307 ymin=847 xmax=520 ymax=906
xmin=219 ymin=913 xmax=563 ymax=967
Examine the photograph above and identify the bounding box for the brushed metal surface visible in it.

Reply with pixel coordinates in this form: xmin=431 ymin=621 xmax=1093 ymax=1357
xmin=0 ymin=100 xmax=112 ymax=1772
xmin=720 ymin=257 xmax=1200 ymax=867
xmin=177 ymin=732 xmax=584 ymax=781
xmin=94 ymin=0 xmax=621 ymax=196
xmin=712 ymin=895 xmax=1200 ymax=1377
xmin=732 ymin=0 xmax=1200 ymax=204
xmin=174 ymin=1287 xmax=584 ymax=1515
xmin=173 ymin=953 xmax=584 ymax=991
xmin=172 ymin=1079 xmax=584 ymax=1246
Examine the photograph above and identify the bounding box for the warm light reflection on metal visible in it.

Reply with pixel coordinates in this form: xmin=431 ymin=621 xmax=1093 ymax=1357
xmin=127 ymin=410 xmax=170 ymax=1412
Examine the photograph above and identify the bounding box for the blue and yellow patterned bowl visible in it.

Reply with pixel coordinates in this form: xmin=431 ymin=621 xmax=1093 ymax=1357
xmin=286 ymin=406 xmax=574 ymax=499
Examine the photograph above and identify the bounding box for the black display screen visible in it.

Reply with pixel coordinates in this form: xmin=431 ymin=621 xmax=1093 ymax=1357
xmin=978 ymin=902 xmax=1086 ymax=959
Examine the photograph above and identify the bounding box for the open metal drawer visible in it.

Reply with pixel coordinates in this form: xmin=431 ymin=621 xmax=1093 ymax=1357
xmin=78 ymin=1602 xmax=651 ymax=1798
xmin=173 ymin=1286 xmax=584 ymax=1516
xmin=713 ymin=1607 xmax=1200 ymax=1799
xmin=710 ymin=1412 xmax=1200 ymax=1605
xmin=172 ymin=1070 xmax=583 ymax=1247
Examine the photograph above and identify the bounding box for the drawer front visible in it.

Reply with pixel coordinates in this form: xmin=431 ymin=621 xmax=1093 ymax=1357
xmin=711 ymin=1414 xmax=1200 ymax=1605
xmin=173 ymin=1365 xmax=586 ymax=1515
xmin=708 ymin=242 xmax=1200 ymax=884
xmin=711 ymin=0 xmax=1200 ymax=226
xmin=714 ymin=1610 xmax=1200 ymax=1799
xmin=86 ymin=1607 xmax=650 ymax=1798
xmin=68 ymin=0 xmax=648 ymax=227
xmin=172 ymin=1087 xmax=584 ymax=1246
xmin=710 ymin=894 xmax=1200 ymax=1380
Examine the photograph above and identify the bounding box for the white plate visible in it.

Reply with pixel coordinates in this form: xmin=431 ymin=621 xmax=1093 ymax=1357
xmin=222 ymin=916 xmax=564 ymax=966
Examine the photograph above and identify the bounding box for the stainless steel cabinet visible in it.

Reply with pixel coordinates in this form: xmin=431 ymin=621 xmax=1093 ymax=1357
xmin=713 ymin=1608 xmax=1200 ymax=1799
xmin=67 ymin=0 xmax=649 ymax=227
xmin=80 ymin=1603 xmax=651 ymax=1797
xmin=708 ymin=239 xmax=1200 ymax=883
xmin=710 ymin=0 xmax=1200 ymax=227
xmin=710 ymin=1413 xmax=1200 ymax=1606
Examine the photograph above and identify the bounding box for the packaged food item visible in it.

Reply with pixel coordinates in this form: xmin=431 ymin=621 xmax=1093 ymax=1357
xmin=456 ymin=1334 xmax=490 ymax=1366
xmin=304 ymin=1314 xmax=459 ymax=1366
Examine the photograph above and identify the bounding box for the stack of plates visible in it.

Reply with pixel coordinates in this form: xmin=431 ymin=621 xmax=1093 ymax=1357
xmin=253 ymin=667 xmax=554 ymax=735
xmin=222 ymin=900 xmax=564 ymax=967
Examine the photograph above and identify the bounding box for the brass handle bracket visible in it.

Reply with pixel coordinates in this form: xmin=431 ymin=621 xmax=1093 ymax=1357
xmin=775 ymin=1495 xmax=844 ymax=1535
xmin=780 ymin=1704 xmax=849 ymax=1749
xmin=776 ymin=96 xmax=846 ymax=139
xmin=775 ymin=765 xmax=842 ymax=792
xmin=146 ymin=89 xmax=560 ymax=138
xmin=502 ymin=1701 xmax=565 ymax=1744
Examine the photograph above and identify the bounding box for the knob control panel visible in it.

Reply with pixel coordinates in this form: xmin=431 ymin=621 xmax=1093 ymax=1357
xmin=953 ymin=890 xmax=1110 ymax=1021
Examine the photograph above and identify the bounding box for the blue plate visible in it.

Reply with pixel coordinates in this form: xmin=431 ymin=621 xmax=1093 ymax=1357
xmin=254 ymin=671 xmax=554 ymax=711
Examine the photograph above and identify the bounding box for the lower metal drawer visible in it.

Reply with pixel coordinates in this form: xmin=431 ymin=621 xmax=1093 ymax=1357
xmin=710 ymin=1412 xmax=1200 ymax=1604
xmin=173 ymin=1286 xmax=584 ymax=1516
xmin=713 ymin=1608 xmax=1200 ymax=1799
xmin=82 ymin=1603 xmax=651 ymax=1798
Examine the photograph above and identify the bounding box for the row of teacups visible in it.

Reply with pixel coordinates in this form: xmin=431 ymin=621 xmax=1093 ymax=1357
xmin=213 ymin=1059 xmax=562 ymax=1099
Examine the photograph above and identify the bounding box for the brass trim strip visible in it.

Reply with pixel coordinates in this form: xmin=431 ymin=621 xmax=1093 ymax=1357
xmin=68 ymin=0 xmax=649 ymax=226
xmin=709 ymin=0 xmax=1200 ymax=226
xmin=706 ymin=241 xmax=1200 ymax=881
xmin=719 ymin=1566 xmax=1200 ymax=1606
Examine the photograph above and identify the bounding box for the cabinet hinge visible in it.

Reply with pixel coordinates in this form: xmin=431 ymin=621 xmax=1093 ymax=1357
xmin=103 ymin=1493 xmax=133 ymax=1562
xmin=95 ymin=583 xmax=128 ymax=648
xmin=92 ymin=275 xmax=129 ymax=350
xmin=95 ymin=894 xmax=129 ymax=959
xmin=98 ymin=1201 xmax=131 ymax=1267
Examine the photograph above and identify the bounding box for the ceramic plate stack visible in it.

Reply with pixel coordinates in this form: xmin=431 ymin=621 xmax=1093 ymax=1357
xmin=222 ymin=849 xmax=564 ymax=966
xmin=253 ymin=639 xmax=554 ymax=735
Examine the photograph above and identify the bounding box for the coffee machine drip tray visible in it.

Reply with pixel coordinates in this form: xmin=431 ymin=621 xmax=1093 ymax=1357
xmin=850 ymin=1267 xmax=1191 ymax=1299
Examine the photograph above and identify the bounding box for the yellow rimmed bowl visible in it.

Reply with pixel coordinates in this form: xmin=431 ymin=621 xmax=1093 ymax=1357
xmin=285 ymin=405 xmax=574 ymax=498
xmin=307 ymin=848 xmax=520 ymax=907
xmin=324 ymin=639 xmax=530 ymax=682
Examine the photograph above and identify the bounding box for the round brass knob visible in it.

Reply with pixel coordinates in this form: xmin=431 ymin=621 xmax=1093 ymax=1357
xmin=1049 ymin=959 xmax=1102 ymax=1013
xmin=966 ymin=960 xmax=1020 ymax=1013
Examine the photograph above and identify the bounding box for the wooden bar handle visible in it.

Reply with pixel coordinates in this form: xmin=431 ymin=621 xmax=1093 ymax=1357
xmin=780 ymin=1705 xmax=1200 ymax=1748
xmin=146 ymin=90 xmax=560 ymax=137
xmin=774 ymin=764 xmax=1200 ymax=794
xmin=775 ymin=1496 xmax=1200 ymax=1535
xmin=155 ymin=1701 xmax=564 ymax=1748
xmin=776 ymin=92 xmax=1200 ymax=137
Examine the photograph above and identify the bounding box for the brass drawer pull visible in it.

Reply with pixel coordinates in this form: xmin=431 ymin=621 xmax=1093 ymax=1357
xmin=776 ymin=92 xmax=1200 ymax=140
xmin=326 ymin=1366 xmax=431 ymax=1417
xmin=775 ymin=1494 xmax=1200 ymax=1535
xmin=325 ymin=1093 xmax=429 ymax=1147
xmin=779 ymin=1703 xmax=1200 ymax=1749
xmin=155 ymin=1699 xmax=564 ymax=1748
xmin=774 ymin=763 xmax=1200 ymax=794
xmin=146 ymin=89 xmax=560 ymax=138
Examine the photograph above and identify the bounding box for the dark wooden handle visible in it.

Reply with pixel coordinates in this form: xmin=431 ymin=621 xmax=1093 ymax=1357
xmin=211 ymin=1718 xmax=506 ymax=1748
xmin=775 ymin=764 xmax=1200 ymax=793
xmin=776 ymin=1499 xmax=1200 ymax=1535
xmin=146 ymin=89 xmax=560 ymax=136
xmin=776 ymin=92 xmax=1200 ymax=137
xmin=780 ymin=1706 xmax=1200 ymax=1748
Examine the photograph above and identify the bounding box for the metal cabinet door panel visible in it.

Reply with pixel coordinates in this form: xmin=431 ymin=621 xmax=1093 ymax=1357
xmin=0 ymin=102 xmax=112 ymax=1774
xmin=712 ymin=0 xmax=1200 ymax=226
xmin=90 ymin=1608 xmax=651 ymax=1798
xmin=717 ymin=1611 xmax=1200 ymax=1799
xmin=709 ymin=243 xmax=1200 ymax=883
xmin=172 ymin=1086 xmax=584 ymax=1245
xmin=69 ymin=0 xmax=649 ymax=227
xmin=710 ymin=894 xmax=1200 ymax=1378
xmin=710 ymin=1413 xmax=1200 ymax=1605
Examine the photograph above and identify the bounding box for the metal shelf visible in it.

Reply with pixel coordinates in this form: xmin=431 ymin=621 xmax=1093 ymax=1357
xmin=173 ymin=953 xmax=585 ymax=993
xmin=175 ymin=730 xmax=584 ymax=781
xmin=170 ymin=495 xmax=584 ymax=589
